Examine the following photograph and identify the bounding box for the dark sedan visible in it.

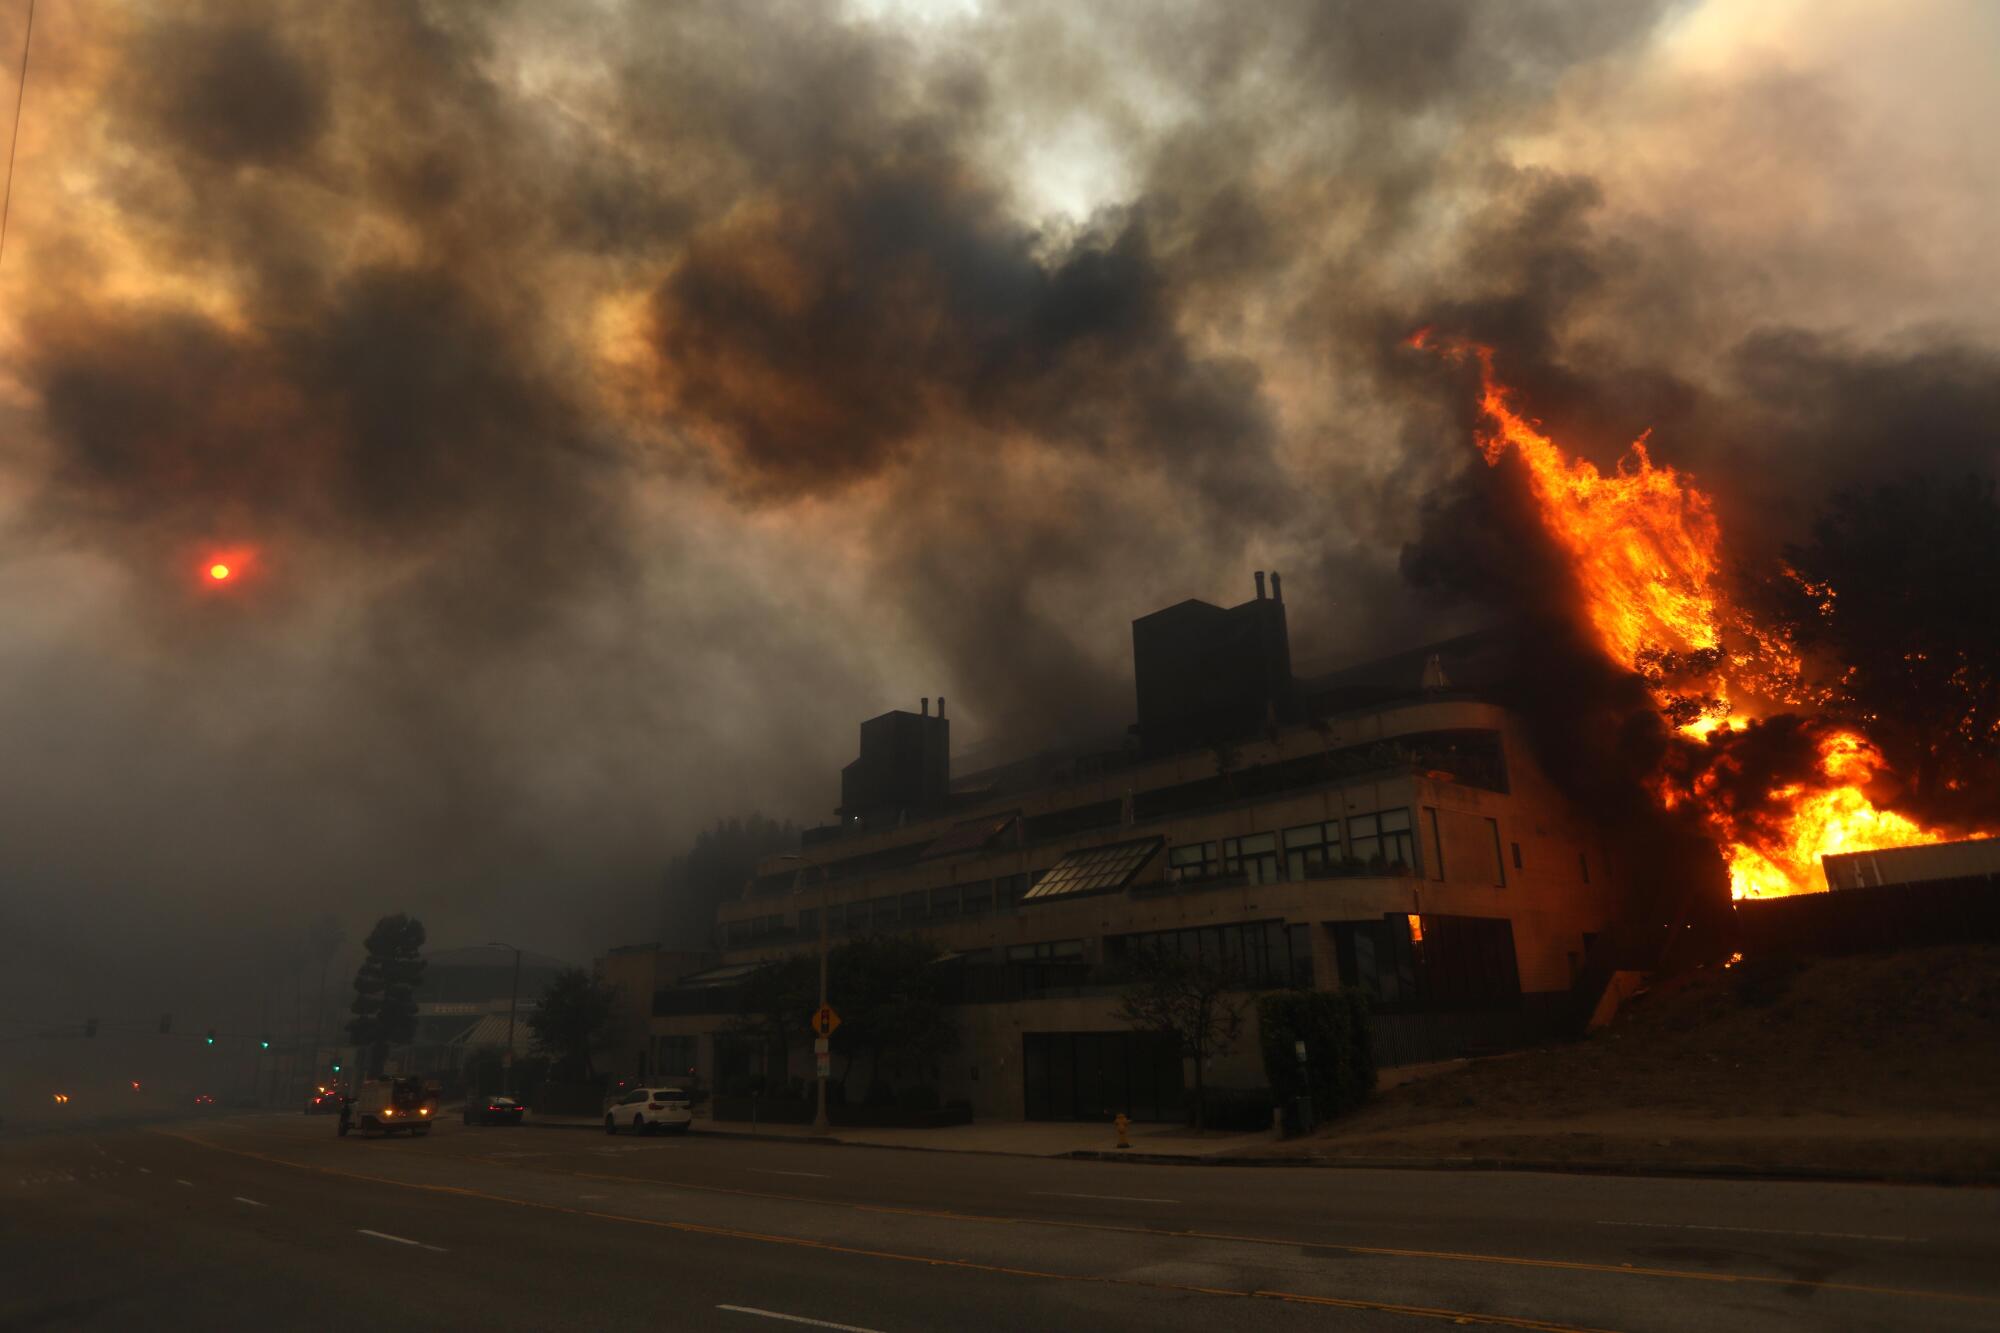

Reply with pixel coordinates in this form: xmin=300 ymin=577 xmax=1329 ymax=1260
xmin=463 ymin=1095 xmax=526 ymax=1126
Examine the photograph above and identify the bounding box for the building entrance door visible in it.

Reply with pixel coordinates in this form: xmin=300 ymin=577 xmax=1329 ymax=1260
xmin=1022 ymin=1031 xmax=1183 ymax=1121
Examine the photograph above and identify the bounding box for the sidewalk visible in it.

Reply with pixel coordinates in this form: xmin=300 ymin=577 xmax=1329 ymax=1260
xmin=525 ymin=1111 xmax=1264 ymax=1159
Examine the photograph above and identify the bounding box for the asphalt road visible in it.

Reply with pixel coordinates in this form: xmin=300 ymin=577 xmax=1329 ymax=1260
xmin=3 ymin=1114 xmax=1995 ymax=1332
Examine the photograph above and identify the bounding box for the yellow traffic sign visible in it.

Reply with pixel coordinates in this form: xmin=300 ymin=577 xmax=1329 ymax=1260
xmin=810 ymin=1006 xmax=841 ymax=1037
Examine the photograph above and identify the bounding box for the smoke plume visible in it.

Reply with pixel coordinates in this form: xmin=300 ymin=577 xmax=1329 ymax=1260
xmin=0 ymin=0 xmax=1995 ymax=1028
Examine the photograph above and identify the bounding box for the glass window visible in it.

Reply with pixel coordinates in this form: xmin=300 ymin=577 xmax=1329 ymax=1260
xmin=1168 ymin=841 xmax=1219 ymax=881
xmin=995 ymin=872 xmax=1032 ymax=910
xmin=961 ymin=880 xmax=994 ymax=915
xmin=1222 ymin=832 xmax=1280 ymax=884
xmin=1347 ymin=814 xmax=1381 ymax=867
xmin=1381 ymin=809 xmax=1416 ymax=872
xmin=1283 ymin=821 xmax=1341 ymax=879
xmin=871 ymin=897 xmax=899 ymax=927
xmin=901 ymin=890 xmax=928 ymax=921
xmin=928 ymin=886 xmax=959 ymax=918
xmin=798 ymin=907 xmax=819 ymax=937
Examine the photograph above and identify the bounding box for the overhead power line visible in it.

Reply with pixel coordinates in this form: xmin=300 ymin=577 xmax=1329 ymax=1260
xmin=0 ymin=0 xmax=36 ymax=271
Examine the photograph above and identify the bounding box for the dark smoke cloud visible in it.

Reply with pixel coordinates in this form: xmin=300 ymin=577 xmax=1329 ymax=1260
xmin=2 ymin=0 xmax=1995 ymax=1039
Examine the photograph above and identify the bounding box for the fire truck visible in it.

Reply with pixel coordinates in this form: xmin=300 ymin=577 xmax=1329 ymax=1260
xmin=339 ymin=1077 xmax=439 ymax=1137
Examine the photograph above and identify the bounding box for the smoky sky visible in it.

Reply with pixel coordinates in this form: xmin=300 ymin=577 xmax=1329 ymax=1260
xmin=1 ymin=0 xmax=1996 ymax=1040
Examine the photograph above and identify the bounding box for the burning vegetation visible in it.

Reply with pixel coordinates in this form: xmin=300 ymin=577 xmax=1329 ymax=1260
xmin=1415 ymin=332 xmax=1988 ymax=898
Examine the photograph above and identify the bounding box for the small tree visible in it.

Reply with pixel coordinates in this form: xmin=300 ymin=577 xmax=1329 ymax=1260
xmin=528 ymin=968 xmax=620 ymax=1081
xmin=829 ymin=935 xmax=959 ymax=1102
xmin=733 ymin=956 xmax=818 ymax=1093
xmin=346 ymin=914 xmax=426 ymax=1077
xmin=1115 ymin=948 xmax=1245 ymax=1132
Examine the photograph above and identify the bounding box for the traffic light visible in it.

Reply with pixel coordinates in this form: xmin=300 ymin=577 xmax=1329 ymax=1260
xmin=259 ymin=1036 xmax=271 ymax=1050
xmin=84 ymin=1017 xmax=98 ymax=1038
xmin=205 ymin=1028 xmax=216 ymax=1046
xmin=331 ymin=1062 xmax=342 ymax=1073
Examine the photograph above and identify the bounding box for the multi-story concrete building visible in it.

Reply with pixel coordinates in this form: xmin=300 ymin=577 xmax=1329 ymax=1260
xmin=603 ymin=577 xmax=1629 ymax=1122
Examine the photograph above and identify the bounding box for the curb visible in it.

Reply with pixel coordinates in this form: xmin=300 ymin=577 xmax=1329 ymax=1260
xmin=1061 ymin=1148 xmax=2000 ymax=1186
xmin=521 ymin=1117 xmax=840 ymax=1145
xmin=516 ymin=1117 xmax=1993 ymax=1186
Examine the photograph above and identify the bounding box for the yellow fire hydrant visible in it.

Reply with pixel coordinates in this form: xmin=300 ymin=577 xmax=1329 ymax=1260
xmin=1114 ymin=1112 xmax=1131 ymax=1150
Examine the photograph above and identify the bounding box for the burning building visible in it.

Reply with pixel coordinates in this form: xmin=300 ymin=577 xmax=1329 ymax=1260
xmin=605 ymin=575 xmax=1647 ymax=1122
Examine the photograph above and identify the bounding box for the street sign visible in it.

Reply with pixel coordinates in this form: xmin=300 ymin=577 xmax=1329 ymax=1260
xmin=810 ymin=1006 xmax=841 ymax=1037
xmin=813 ymin=1036 xmax=829 ymax=1055
xmin=816 ymin=1052 xmax=832 ymax=1078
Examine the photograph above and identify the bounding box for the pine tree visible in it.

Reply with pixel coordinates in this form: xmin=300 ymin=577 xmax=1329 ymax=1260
xmin=347 ymin=914 xmax=427 ymax=1077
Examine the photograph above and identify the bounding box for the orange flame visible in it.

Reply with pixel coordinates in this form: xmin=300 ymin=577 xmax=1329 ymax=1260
xmin=1422 ymin=333 xmax=1973 ymax=896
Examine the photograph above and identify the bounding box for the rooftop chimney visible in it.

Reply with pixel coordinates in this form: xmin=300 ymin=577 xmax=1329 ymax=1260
xmin=937 ymin=696 xmax=946 ymax=718
xmin=1254 ymin=570 xmax=1267 ymax=600
xmin=1270 ymin=570 xmax=1283 ymax=603
xmin=921 ymin=697 xmax=930 ymax=716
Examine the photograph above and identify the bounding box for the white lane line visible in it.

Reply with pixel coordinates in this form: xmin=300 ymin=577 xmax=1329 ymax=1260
xmin=233 ymin=1196 xmax=267 ymax=1208
xmin=175 ymin=1179 xmax=194 ymax=1188
xmin=1029 ymin=1190 xmax=1181 ymax=1205
xmin=357 ymin=1228 xmax=448 ymax=1253
xmin=716 ymin=1306 xmax=883 ymax=1332
xmin=137 ymin=1167 xmax=152 ymax=1174
xmin=1595 ymin=1220 xmax=1923 ymax=1244
xmin=750 ymin=1169 xmax=830 ymax=1179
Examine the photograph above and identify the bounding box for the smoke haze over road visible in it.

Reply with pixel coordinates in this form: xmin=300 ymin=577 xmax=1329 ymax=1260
xmin=0 ymin=1 xmax=1994 ymax=1031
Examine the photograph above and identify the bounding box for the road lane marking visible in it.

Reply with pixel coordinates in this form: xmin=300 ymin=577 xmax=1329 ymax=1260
xmin=175 ymin=1179 xmax=194 ymax=1187
xmin=716 ymin=1306 xmax=883 ymax=1332
xmin=1595 ymin=1219 xmax=1922 ymax=1244
xmin=137 ymin=1167 xmax=152 ymax=1174
xmin=357 ymin=1229 xmax=447 ymax=1252
xmin=1031 ymin=1190 xmax=1180 ymax=1205
xmin=751 ymin=1169 xmax=830 ymax=1180
xmin=158 ymin=1129 xmax=2000 ymax=1313
xmin=233 ymin=1196 xmax=267 ymax=1208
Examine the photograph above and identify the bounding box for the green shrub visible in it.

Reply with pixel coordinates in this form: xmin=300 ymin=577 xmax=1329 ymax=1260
xmin=1258 ymin=988 xmax=1376 ymax=1120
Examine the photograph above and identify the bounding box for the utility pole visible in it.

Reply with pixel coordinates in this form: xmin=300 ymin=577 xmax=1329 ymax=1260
xmin=488 ymin=943 xmax=523 ymax=1096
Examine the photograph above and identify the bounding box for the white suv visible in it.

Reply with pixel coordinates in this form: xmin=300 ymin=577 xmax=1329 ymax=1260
xmin=605 ymin=1086 xmax=693 ymax=1136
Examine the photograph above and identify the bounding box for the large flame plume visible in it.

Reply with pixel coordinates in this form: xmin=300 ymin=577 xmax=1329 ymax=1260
xmin=1416 ymin=332 xmax=1976 ymax=897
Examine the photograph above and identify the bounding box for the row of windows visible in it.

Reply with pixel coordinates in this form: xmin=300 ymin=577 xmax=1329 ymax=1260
xmin=737 ymin=805 xmax=1476 ymax=945
xmin=1330 ymin=913 xmax=1521 ymax=1013
xmin=1102 ymin=919 xmax=1313 ymax=989
xmin=781 ymin=730 xmax=1508 ymax=894
xmin=1167 ymin=808 xmax=1419 ymax=884
xmin=721 ymin=914 xmax=789 ymax=948
xmin=795 ymin=874 xmax=1037 ymax=938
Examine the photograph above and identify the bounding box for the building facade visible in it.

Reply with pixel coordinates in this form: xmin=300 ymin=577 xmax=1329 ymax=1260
xmin=607 ymin=580 xmax=1630 ymax=1121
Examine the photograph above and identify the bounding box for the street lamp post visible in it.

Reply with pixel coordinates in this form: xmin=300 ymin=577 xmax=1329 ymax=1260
xmin=487 ymin=942 xmax=523 ymax=1096
xmin=773 ymin=855 xmax=831 ymax=1134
